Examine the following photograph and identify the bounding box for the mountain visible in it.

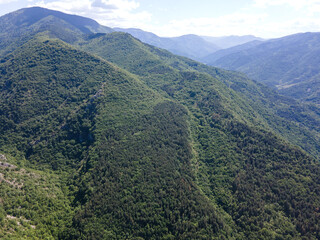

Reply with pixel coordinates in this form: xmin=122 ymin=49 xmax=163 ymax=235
xmin=0 ymin=6 xmax=113 ymax=56
xmin=0 ymin=6 xmax=112 ymax=34
xmin=170 ymin=34 xmax=221 ymax=59
xmin=1 ymin=7 xmax=320 ymax=239
xmin=201 ymin=35 xmax=264 ymax=49
xmin=202 ymin=40 xmax=264 ymax=64
xmin=79 ymin=32 xmax=320 ymax=159
xmin=114 ymin=28 xmax=220 ymax=60
xmin=114 ymin=28 xmax=264 ymax=61
xmin=1 ymin=35 xmax=227 ymax=239
xmin=206 ymin=32 xmax=320 ymax=104
xmin=0 ymin=7 xmax=221 ymax=62
xmin=0 ymin=6 xmax=261 ymax=63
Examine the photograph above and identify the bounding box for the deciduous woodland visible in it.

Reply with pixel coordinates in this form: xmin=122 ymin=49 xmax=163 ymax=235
xmin=0 ymin=7 xmax=320 ymax=239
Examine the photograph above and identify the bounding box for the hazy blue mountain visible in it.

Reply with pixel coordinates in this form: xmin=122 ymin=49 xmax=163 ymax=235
xmin=202 ymin=35 xmax=264 ymax=48
xmin=114 ymin=28 xmax=264 ymax=61
xmin=114 ymin=27 xmax=220 ymax=60
xmin=207 ymin=32 xmax=320 ymax=104
xmin=202 ymin=40 xmax=264 ymax=63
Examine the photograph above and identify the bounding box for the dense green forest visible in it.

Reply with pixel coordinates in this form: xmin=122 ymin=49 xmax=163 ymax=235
xmin=79 ymin=32 xmax=320 ymax=160
xmin=1 ymin=7 xmax=320 ymax=239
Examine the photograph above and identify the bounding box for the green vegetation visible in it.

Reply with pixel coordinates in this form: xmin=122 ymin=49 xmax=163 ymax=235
xmin=0 ymin=7 xmax=112 ymax=57
xmin=1 ymin=7 xmax=320 ymax=239
xmin=78 ymin=32 xmax=320 ymax=238
xmin=71 ymin=101 xmax=236 ymax=239
xmin=0 ymin=153 xmax=72 ymax=239
xmin=0 ymin=37 xmax=238 ymax=239
xmin=80 ymin=32 xmax=320 ymax=160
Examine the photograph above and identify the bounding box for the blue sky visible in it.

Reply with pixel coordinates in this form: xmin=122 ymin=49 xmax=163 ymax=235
xmin=1 ymin=0 xmax=320 ymax=38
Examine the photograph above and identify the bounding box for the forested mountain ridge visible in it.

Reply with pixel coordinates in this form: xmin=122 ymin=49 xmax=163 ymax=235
xmin=0 ymin=34 xmax=239 ymax=239
xmin=1 ymin=7 xmax=320 ymax=239
xmin=79 ymin=32 xmax=320 ymax=159
xmin=0 ymin=6 xmax=113 ymax=57
xmin=206 ymin=32 xmax=320 ymax=104
xmin=0 ymin=6 xmax=112 ymax=34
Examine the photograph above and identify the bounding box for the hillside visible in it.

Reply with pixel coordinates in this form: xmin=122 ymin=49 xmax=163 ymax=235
xmin=0 ymin=152 xmax=72 ymax=239
xmin=1 ymin=7 xmax=320 ymax=239
xmin=206 ymin=32 xmax=320 ymax=104
xmin=0 ymin=7 xmax=113 ymax=57
xmin=80 ymin=32 xmax=320 ymax=238
xmin=79 ymin=32 xmax=320 ymax=159
xmin=0 ymin=35 xmax=239 ymax=239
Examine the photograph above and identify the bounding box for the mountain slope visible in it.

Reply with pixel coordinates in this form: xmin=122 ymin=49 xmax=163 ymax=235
xmin=79 ymin=32 xmax=320 ymax=238
xmin=0 ymin=36 xmax=241 ymax=239
xmin=80 ymin=32 xmax=320 ymax=159
xmin=0 ymin=152 xmax=72 ymax=239
xmin=0 ymin=7 xmax=113 ymax=57
xmin=0 ymin=7 xmax=111 ymax=34
xmin=207 ymin=32 xmax=320 ymax=104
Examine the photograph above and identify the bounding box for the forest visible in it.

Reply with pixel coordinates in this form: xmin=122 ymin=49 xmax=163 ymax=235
xmin=0 ymin=7 xmax=320 ymax=239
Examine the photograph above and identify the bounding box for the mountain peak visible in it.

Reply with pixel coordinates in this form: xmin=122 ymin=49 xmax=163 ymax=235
xmin=0 ymin=6 xmax=112 ymax=34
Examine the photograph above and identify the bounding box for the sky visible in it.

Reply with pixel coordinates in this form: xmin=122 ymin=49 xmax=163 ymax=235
xmin=1 ymin=0 xmax=320 ymax=38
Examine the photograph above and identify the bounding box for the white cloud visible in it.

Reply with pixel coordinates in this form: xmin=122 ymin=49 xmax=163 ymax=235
xmin=149 ymin=6 xmax=320 ymax=39
xmin=34 ymin=0 xmax=92 ymax=14
xmin=254 ymin=0 xmax=320 ymax=10
xmin=251 ymin=0 xmax=320 ymax=37
xmin=278 ymin=18 xmax=320 ymax=35
xmin=33 ymin=0 xmax=152 ymax=28
xmin=26 ymin=0 xmax=320 ymax=38
xmin=153 ymin=13 xmax=268 ymax=37
xmin=0 ymin=0 xmax=17 ymax=4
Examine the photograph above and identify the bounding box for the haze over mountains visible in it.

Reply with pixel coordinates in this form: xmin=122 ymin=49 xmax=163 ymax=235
xmin=113 ymin=28 xmax=263 ymax=60
xmin=201 ymin=35 xmax=264 ymax=49
xmin=206 ymin=32 xmax=320 ymax=104
xmin=1 ymin=6 xmax=320 ymax=239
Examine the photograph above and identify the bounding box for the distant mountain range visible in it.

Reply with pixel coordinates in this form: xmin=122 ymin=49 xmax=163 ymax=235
xmin=113 ymin=28 xmax=220 ymax=60
xmin=114 ymin=27 xmax=263 ymax=61
xmin=206 ymin=32 xmax=320 ymax=104
xmin=202 ymin=40 xmax=264 ymax=64
xmin=202 ymin=35 xmax=264 ymax=49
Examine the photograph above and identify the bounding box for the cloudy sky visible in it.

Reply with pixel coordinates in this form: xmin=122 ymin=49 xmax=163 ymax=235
xmin=1 ymin=0 xmax=320 ymax=38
